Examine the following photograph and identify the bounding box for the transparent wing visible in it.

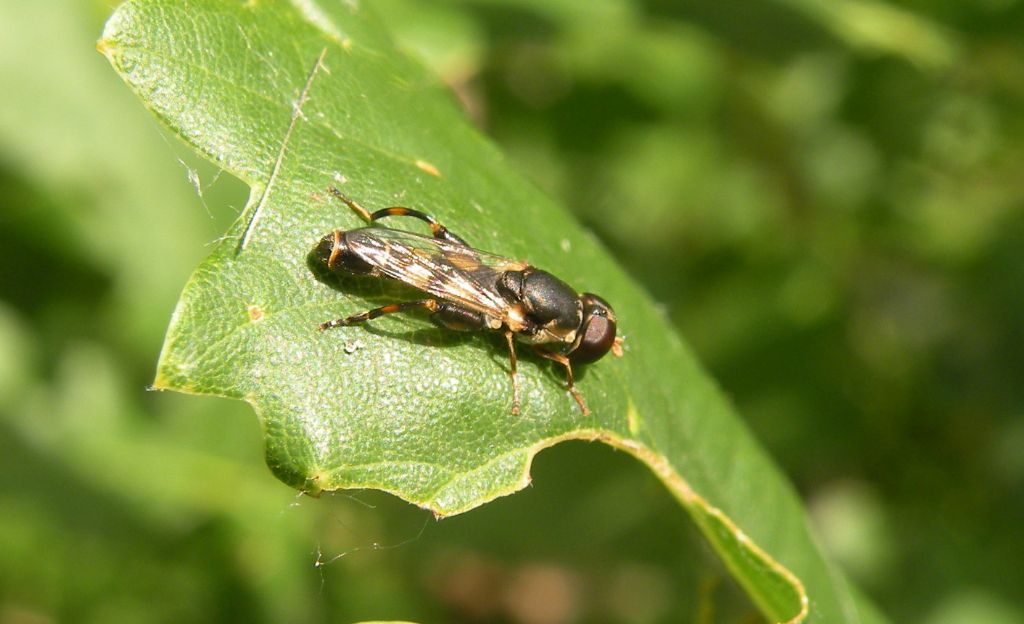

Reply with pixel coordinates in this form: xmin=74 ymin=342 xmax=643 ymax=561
xmin=344 ymin=227 xmax=527 ymax=318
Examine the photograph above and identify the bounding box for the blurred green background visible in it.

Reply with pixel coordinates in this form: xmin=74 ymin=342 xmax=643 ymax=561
xmin=2 ymin=0 xmax=1022 ymax=622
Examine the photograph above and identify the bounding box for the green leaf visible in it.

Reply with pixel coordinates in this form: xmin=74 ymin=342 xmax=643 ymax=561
xmin=100 ymin=2 xmax=882 ymax=622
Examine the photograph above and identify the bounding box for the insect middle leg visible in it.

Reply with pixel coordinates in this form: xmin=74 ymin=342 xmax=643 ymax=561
xmin=503 ymin=330 xmax=521 ymax=415
xmin=431 ymin=306 xmax=522 ymax=415
xmin=327 ymin=187 xmax=469 ymax=246
xmin=320 ymin=298 xmax=522 ymax=414
xmin=533 ymin=348 xmax=590 ymax=416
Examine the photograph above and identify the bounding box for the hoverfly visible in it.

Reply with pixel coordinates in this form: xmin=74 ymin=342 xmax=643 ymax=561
xmin=314 ymin=188 xmax=622 ymax=415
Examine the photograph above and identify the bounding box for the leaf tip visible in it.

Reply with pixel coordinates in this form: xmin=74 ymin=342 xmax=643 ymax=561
xmin=152 ymin=353 xmax=189 ymax=394
xmin=97 ymin=0 xmax=132 ymax=59
xmin=151 ymin=365 xmax=177 ymax=393
xmin=95 ymin=37 xmax=116 ymax=58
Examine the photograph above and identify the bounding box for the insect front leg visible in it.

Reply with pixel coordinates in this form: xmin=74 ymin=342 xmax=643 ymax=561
xmin=533 ymin=348 xmax=590 ymax=416
xmin=327 ymin=187 xmax=470 ymax=246
xmin=319 ymin=299 xmax=439 ymax=331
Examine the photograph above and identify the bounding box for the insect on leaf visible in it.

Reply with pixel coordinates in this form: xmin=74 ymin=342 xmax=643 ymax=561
xmin=99 ymin=2 xmax=886 ymax=622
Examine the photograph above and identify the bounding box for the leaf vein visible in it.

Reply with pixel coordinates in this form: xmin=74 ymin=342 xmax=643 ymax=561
xmin=238 ymin=47 xmax=328 ymax=252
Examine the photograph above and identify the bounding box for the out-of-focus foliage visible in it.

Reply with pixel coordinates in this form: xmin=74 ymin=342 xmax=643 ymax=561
xmin=0 ymin=1 xmax=1020 ymax=623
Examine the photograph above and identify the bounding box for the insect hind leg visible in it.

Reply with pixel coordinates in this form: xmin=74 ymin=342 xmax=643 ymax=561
xmin=327 ymin=186 xmax=469 ymax=246
xmin=328 ymin=187 xmax=374 ymax=221
xmin=319 ymin=299 xmax=439 ymax=331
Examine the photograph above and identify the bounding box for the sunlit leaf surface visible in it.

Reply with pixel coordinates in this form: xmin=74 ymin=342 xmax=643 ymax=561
xmin=100 ymin=1 xmax=888 ymax=621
